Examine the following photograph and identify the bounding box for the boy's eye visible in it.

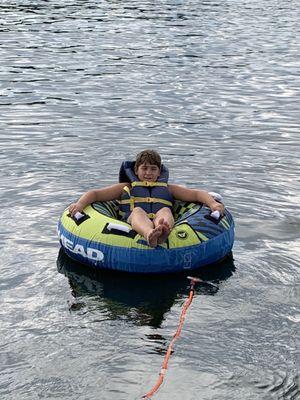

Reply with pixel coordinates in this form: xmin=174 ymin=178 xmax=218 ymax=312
xmin=140 ymin=165 xmax=158 ymax=172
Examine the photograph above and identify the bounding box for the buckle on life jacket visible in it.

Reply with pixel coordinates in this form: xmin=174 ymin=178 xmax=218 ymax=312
xmin=147 ymin=213 xmax=156 ymax=219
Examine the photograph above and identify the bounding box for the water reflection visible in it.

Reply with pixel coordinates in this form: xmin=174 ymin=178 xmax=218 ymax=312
xmin=57 ymin=248 xmax=235 ymax=328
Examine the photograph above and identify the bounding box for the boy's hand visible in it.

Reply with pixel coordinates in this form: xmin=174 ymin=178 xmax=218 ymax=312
xmin=209 ymin=201 xmax=225 ymax=215
xmin=69 ymin=202 xmax=84 ymax=217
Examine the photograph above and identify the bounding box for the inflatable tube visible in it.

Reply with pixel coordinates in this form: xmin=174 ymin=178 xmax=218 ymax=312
xmin=57 ymin=198 xmax=234 ymax=274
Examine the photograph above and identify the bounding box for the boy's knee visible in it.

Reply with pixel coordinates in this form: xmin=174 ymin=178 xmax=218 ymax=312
xmin=157 ymin=207 xmax=172 ymax=216
xmin=132 ymin=207 xmax=144 ymax=214
xmin=130 ymin=207 xmax=147 ymax=220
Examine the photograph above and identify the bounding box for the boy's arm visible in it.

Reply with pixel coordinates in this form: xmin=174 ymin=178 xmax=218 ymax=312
xmin=69 ymin=183 xmax=128 ymax=216
xmin=169 ymin=184 xmax=224 ymax=214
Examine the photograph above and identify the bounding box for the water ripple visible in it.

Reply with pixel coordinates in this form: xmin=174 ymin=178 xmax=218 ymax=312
xmin=0 ymin=1 xmax=299 ymax=399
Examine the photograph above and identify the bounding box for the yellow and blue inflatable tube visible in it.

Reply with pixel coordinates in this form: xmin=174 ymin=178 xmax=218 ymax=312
xmin=57 ymin=200 xmax=234 ymax=274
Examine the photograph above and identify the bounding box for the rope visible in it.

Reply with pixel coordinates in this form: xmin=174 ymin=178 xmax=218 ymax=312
xmin=142 ymin=276 xmax=201 ymax=399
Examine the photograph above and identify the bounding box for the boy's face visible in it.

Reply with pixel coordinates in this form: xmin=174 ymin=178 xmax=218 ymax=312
xmin=135 ymin=163 xmax=160 ymax=182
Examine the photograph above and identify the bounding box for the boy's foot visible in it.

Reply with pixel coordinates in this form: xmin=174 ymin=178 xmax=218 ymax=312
xmin=147 ymin=225 xmax=163 ymax=248
xmin=157 ymin=218 xmax=171 ymax=245
xmin=157 ymin=224 xmax=170 ymax=245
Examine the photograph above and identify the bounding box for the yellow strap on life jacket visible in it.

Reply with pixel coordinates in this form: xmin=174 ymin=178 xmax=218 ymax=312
xmin=122 ymin=186 xmax=134 ymax=209
xmin=123 ymin=185 xmax=131 ymax=195
xmin=131 ymin=181 xmax=168 ymax=188
xmin=119 ymin=197 xmax=173 ymax=207
xmin=130 ymin=197 xmax=135 ymax=211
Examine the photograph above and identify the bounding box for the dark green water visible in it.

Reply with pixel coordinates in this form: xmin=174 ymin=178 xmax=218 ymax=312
xmin=0 ymin=1 xmax=299 ymax=399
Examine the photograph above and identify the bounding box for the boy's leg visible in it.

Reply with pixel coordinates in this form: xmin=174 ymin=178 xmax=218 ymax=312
xmin=128 ymin=207 xmax=162 ymax=248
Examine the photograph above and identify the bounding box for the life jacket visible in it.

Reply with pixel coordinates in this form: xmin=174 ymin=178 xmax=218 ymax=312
xmin=118 ymin=161 xmax=174 ymax=220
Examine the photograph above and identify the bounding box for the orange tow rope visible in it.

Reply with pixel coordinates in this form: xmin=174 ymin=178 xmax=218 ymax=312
xmin=142 ymin=276 xmax=202 ymax=399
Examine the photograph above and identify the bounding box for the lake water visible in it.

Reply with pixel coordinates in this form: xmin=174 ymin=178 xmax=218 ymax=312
xmin=0 ymin=1 xmax=299 ymax=399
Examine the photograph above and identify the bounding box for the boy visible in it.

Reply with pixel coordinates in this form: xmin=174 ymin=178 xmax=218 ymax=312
xmin=69 ymin=150 xmax=224 ymax=248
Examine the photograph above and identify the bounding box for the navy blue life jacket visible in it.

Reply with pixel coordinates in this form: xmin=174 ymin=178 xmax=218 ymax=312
xmin=118 ymin=161 xmax=174 ymax=220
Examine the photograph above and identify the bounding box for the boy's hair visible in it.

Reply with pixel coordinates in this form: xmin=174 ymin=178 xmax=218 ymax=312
xmin=135 ymin=149 xmax=161 ymax=169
